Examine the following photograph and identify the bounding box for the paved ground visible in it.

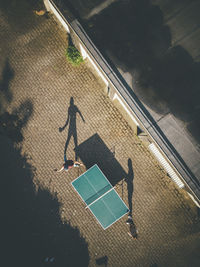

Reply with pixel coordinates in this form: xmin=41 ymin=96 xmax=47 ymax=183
xmin=1 ymin=2 xmax=200 ymax=267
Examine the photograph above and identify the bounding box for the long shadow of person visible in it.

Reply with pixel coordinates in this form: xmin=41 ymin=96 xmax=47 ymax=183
xmin=125 ymin=158 xmax=134 ymax=216
xmin=59 ymin=97 xmax=85 ymax=161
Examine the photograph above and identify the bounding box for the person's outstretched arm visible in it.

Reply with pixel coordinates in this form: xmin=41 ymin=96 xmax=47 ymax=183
xmin=54 ymin=166 xmax=64 ymax=172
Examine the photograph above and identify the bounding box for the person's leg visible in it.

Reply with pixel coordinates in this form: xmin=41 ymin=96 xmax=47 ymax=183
xmin=128 ymin=232 xmax=137 ymax=239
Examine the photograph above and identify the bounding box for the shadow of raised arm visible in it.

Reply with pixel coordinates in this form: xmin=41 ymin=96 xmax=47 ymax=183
xmin=77 ymin=108 xmax=85 ymax=123
xmin=59 ymin=110 xmax=69 ymax=132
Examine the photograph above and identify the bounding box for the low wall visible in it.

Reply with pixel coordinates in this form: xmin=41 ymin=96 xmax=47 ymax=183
xmin=43 ymin=0 xmax=200 ymax=207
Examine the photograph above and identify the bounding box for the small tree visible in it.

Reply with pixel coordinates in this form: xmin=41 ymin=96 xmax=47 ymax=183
xmin=66 ymin=45 xmax=84 ymax=66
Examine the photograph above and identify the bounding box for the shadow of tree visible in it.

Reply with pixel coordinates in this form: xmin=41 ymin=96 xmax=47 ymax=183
xmin=85 ymin=0 xmax=200 ymax=143
xmin=0 ymin=100 xmax=33 ymax=143
xmin=0 ymin=0 xmax=45 ymax=33
xmin=53 ymin=0 xmax=103 ymax=20
xmin=1 ymin=102 xmax=89 ymax=266
xmin=85 ymin=0 xmax=171 ymax=69
xmin=0 ymin=59 xmax=14 ymax=104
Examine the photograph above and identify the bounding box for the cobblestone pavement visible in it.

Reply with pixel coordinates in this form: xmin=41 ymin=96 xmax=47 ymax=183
xmin=1 ymin=3 xmax=200 ymax=267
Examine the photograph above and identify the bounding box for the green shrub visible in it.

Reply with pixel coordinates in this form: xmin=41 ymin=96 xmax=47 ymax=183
xmin=66 ymin=45 xmax=84 ymax=66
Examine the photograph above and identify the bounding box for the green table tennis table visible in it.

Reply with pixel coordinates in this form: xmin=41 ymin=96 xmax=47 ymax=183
xmin=71 ymin=164 xmax=129 ymax=229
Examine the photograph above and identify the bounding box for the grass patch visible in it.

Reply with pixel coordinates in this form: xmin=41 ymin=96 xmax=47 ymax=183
xmin=66 ymin=45 xmax=84 ymax=66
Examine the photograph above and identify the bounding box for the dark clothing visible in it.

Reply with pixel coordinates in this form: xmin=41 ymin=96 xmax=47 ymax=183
xmin=129 ymin=224 xmax=137 ymax=239
xmin=63 ymin=160 xmax=74 ymax=170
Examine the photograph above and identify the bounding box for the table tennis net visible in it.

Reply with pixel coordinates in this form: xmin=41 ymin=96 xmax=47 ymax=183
xmin=85 ymin=183 xmax=112 ymax=206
